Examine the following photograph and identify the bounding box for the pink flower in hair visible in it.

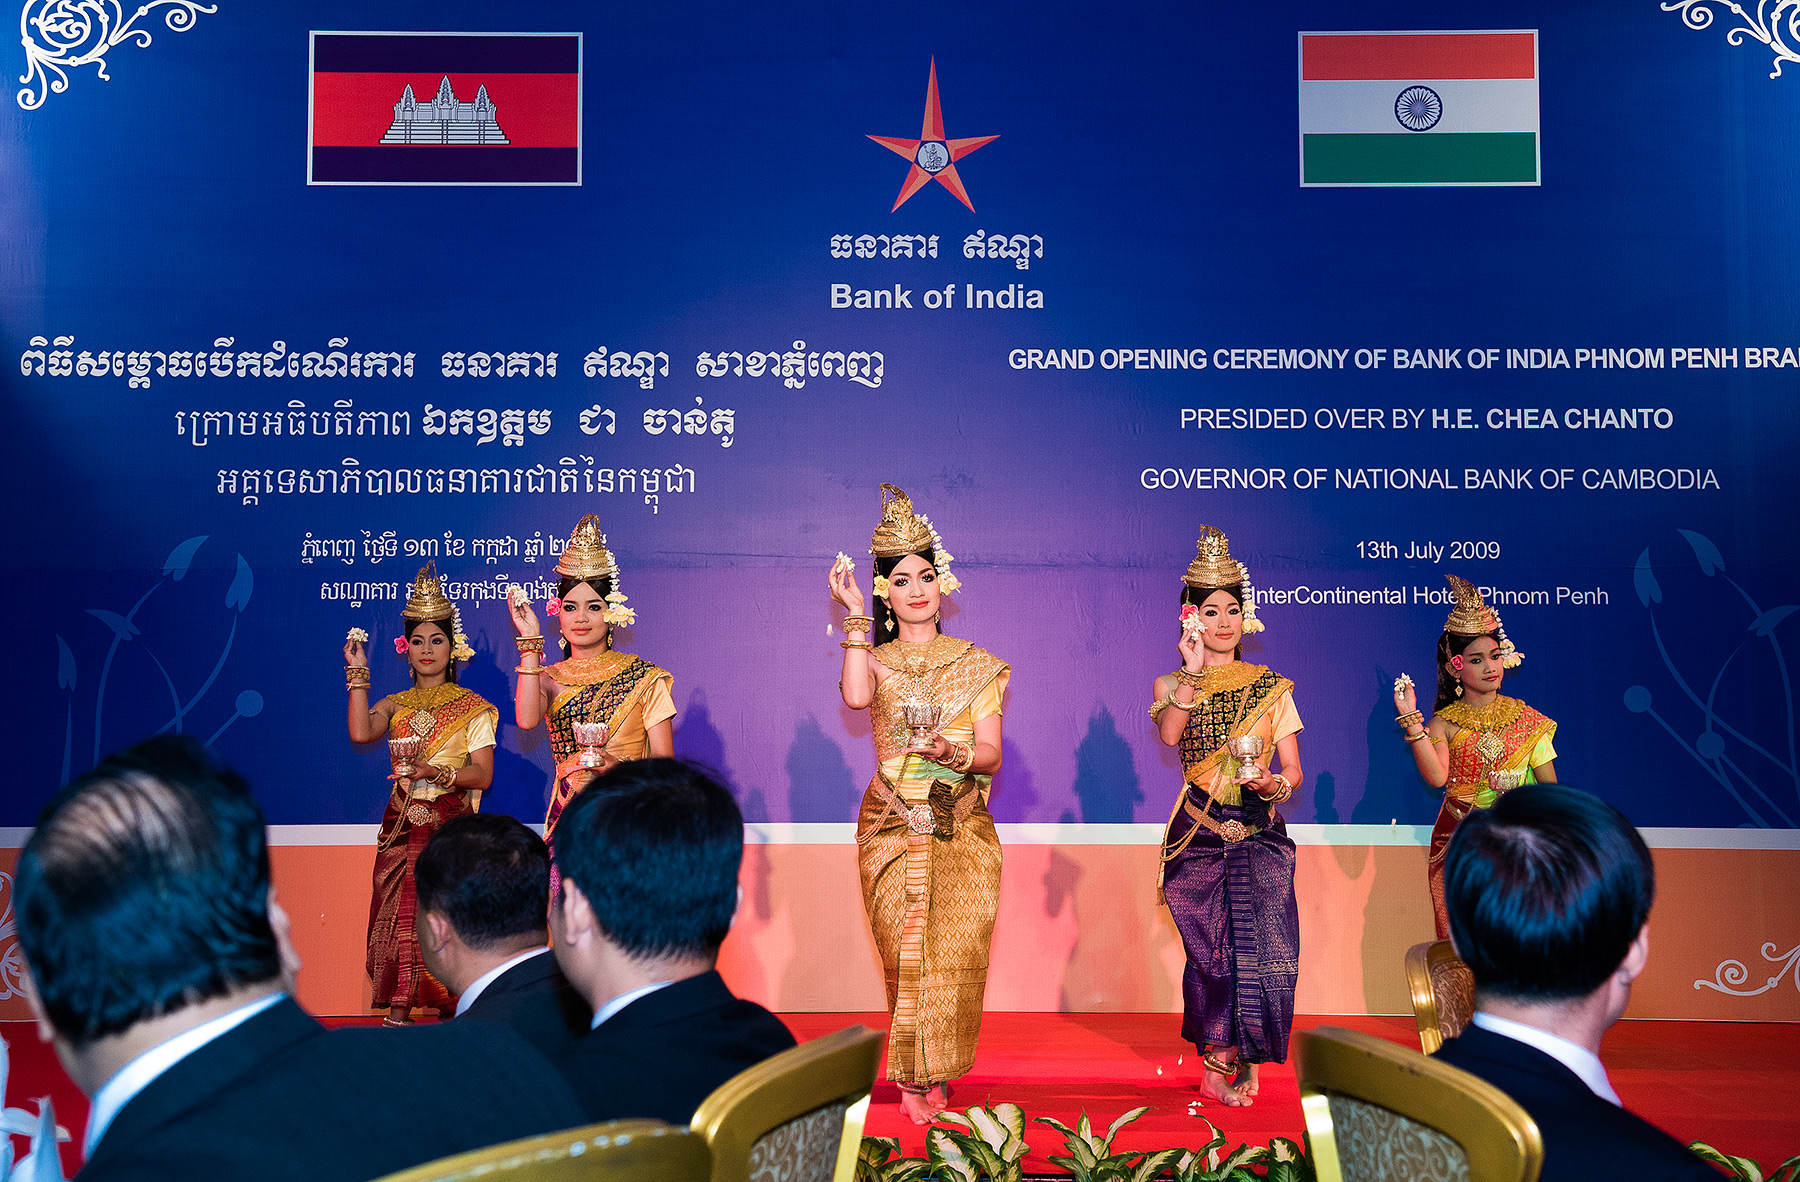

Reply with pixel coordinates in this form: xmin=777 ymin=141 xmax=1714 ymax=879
xmin=393 ymin=636 xmax=409 ymax=654
xmin=1449 ymin=654 xmax=1464 ymax=671
xmin=546 ymin=598 xmax=562 ymax=617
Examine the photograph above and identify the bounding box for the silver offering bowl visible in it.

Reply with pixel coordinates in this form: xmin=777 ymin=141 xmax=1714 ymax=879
xmin=388 ymin=734 xmax=424 ymax=782
xmin=1225 ymin=734 xmax=1266 ymax=783
xmin=572 ymin=721 xmax=611 ymax=769
xmin=902 ymin=702 xmax=943 ymax=752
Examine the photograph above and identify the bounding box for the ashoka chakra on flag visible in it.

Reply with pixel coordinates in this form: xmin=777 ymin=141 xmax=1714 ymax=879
xmin=1299 ymin=31 xmax=1539 ymax=186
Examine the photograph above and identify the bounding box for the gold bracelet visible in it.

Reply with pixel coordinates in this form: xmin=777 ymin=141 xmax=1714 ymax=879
xmin=515 ymin=635 xmax=545 ymax=654
xmin=1175 ymin=668 xmax=1206 ymax=691
xmin=345 ymin=666 xmax=370 ymax=691
xmin=514 ymin=664 xmax=544 ymax=675
xmin=1406 ymin=730 xmax=1434 ymax=744
xmin=1395 ymin=710 xmax=1423 ymax=727
xmin=840 ymin=639 xmax=873 ymax=650
xmin=953 ymin=743 xmax=976 ymax=773
xmin=841 ymin=615 xmax=874 ymax=633
xmin=1267 ymin=774 xmax=1293 ymax=804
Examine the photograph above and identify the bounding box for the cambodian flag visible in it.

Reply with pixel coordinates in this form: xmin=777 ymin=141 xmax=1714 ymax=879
xmin=1299 ymin=31 xmax=1539 ymax=187
xmin=309 ymin=32 xmax=581 ymax=185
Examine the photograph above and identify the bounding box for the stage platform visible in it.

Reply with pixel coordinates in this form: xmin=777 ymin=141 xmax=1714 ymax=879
xmin=5 ymin=1012 xmax=1795 ymax=1177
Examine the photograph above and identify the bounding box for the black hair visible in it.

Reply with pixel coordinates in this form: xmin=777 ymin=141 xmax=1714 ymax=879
xmin=555 ymin=573 xmax=615 ymax=659
xmin=1180 ymin=583 xmax=1246 ymax=661
xmin=873 ymin=549 xmax=938 ymax=646
xmin=552 ymin=758 xmax=742 ymax=960
xmin=1443 ymin=784 xmax=1654 ymax=1002
xmin=1434 ymin=631 xmax=1508 ymax=710
xmin=403 ymin=617 xmax=458 ymax=684
xmin=415 ymin=814 xmax=550 ymax=950
xmin=16 ymin=736 xmax=281 ymax=1047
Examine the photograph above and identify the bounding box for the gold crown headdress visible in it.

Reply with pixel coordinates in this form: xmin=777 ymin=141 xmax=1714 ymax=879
xmin=1181 ymin=526 xmax=1263 ymax=633
xmin=1444 ymin=574 xmax=1522 ymax=667
xmin=401 ymin=561 xmax=454 ymax=622
xmin=868 ymin=483 xmax=960 ymax=596
xmin=400 ymin=561 xmax=473 ymax=660
xmin=555 ymin=515 xmax=635 ymax=626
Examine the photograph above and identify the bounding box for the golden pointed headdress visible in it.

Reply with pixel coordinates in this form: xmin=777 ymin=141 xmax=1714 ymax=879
xmin=869 ymin=484 xmax=935 ymax=558
xmin=555 ymin=514 xmax=618 ymax=582
xmin=1182 ymin=525 xmax=1241 ymax=588
xmin=1443 ymin=575 xmax=1498 ymax=636
xmin=400 ymin=561 xmax=454 ymax=621
xmin=1444 ymin=574 xmax=1522 ymax=666
xmin=1181 ymin=525 xmax=1264 ymax=632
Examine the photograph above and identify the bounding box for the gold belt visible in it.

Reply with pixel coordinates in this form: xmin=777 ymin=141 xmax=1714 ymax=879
xmin=863 ymin=774 xmax=979 ymax=842
xmin=1182 ymin=795 xmax=1263 ymax=844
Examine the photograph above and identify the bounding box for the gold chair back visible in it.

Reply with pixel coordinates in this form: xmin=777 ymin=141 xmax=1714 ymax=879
xmin=1405 ymin=938 xmax=1477 ymax=1053
xmin=1297 ymin=1026 xmax=1542 ymax=1182
xmin=689 ymin=1025 xmax=883 ymax=1182
xmin=367 ymin=1120 xmax=709 ymax=1182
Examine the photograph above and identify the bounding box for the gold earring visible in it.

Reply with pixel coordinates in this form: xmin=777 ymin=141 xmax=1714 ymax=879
xmin=1454 ymin=681 xmax=1463 ymax=698
xmin=933 ymin=609 xmax=941 ymax=623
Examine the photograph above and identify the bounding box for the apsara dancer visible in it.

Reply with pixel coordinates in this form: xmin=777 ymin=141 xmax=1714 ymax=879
xmin=1396 ymin=574 xmax=1556 ymax=938
xmin=344 ymin=561 xmax=497 ymax=1024
xmin=1152 ymin=527 xmax=1303 ymax=1108
xmin=510 ymin=515 xmax=675 ymax=857
xmin=829 ymin=484 xmax=1009 ymax=1125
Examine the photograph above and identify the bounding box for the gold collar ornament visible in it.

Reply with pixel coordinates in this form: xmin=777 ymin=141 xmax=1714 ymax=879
xmin=555 ymin=514 xmax=636 ymax=626
xmin=868 ymin=484 xmax=961 ymax=596
xmin=401 ymin=562 xmax=474 ymax=662
xmin=1443 ymin=575 xmax=1522 ymax=668
xmin=1181 ymin=526 xmax=1263 ymax=633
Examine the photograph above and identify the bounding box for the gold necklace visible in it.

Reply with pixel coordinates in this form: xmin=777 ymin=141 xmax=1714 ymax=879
xmin=1440 ymin=695 xmax=1521 ymax=732
xmin=396 ymin=682 xmax=464 ymax=736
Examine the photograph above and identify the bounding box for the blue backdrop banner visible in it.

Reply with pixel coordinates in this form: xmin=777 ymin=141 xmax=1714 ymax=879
xmin=3 ymin=1 xmax=1796 ymax=834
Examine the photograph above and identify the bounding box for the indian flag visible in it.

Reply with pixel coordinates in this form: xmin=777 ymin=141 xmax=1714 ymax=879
xmin=1299 ymin=31 xmax=1539 ymax=187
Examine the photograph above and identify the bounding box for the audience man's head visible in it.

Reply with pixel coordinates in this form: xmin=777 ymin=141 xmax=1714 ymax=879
xmin=1444 ymin=784 xmax=1654 ymax=1025
xmin=415 ymin=813 xmax=553 ymax=995
xmin=15 ymin=736 xmax=299 ymax=1089
xmin=550 ymin=758 xmax=743 ymax=1004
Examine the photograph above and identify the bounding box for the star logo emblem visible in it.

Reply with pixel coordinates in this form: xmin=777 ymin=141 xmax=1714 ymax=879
xmin=867 ymin=58 xmax=997 ymax=213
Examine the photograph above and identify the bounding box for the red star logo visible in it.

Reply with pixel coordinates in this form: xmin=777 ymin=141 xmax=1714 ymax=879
xmin=867 ymin=58 xmax=998 ymax=213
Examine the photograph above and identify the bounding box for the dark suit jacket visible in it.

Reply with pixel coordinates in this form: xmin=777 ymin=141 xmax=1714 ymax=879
xmin=459 ymin=949 xmax=592 ymax=1061
xmin=1433 ymin=1022 xmax=1715 ymax=1182
xmin=555 ymin=970 xmax=796 ymax=1126
xmin=80 ymin=997 xmax=588 ymax=1182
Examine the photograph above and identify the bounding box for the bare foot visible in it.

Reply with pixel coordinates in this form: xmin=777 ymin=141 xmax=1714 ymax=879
xmin=1197 ymin=1065 xmax=1250 ymax=1107
xmin=928 ymin=1082 xmax=954 ymax=1111
xmin=899 ymin=1088 xmax=942 ymax=1125
xmin=1238 ymin=1061 xmax=1261 ymax=1099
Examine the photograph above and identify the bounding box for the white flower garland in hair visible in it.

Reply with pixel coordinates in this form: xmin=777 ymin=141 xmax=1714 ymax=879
xmin=450 ymin=604 xmax=475 ymax=661
xmin=1493 ymin=610 xmax=1524 ymax=668
xmin=601 ymin=535 xmax=636 ymax=626
xmin=1236 ymin=560 xmax=1265 ymax=633
xmin=917 ymin=513 xmax=961 ymax=593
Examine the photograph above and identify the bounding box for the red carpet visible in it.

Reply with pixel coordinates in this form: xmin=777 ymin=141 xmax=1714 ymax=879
xmin=6 ymin=1014 xmax=1795 ymax=1177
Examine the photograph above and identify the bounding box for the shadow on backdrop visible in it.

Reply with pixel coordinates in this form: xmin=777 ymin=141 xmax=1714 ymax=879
xmin=786 ymin=713 xmax=859 ymax=823
xmin=992 ymin=734 xmax=1038 ymax=823
xmin=1354 ymin=665 xmax=1435 ymax=825
xmin=1072 ymin=705 xmax=1143 ymax=823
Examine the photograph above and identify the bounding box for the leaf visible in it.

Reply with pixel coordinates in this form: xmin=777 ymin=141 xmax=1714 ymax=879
xmin=1130 ymin=1147 xmax=1186 ymax=1182
xmin=1691 ymin=1142 xmax=1762 ymax=1182
xmin=1106 ymin=1106 xmax=1152 ymax=1144
xmin=1750 ymin=606 xmax=1798 ymax=638
xmin=161 ymin=535 xmax=208 ymax=581
xmin=55 ymin=635 xmax=75 ymax=690
xmin=935 ymin=1112 xmax=972 ymax=1130
xmin=992 ymin=1102 xmax=1026 ymax=1143
xmin=967 ymin=1106 xmax=1008 ymax=1152
xmin=1634 ymin=548 xmax=1662 ymax=607
xmin=1679 ymin=529 xmax=1725 ymax=576
xmin=926 ymin=1130 xmax=977 ymax=1182
xmin=1034 ymin=1117 xmax=1080 ymax=1138
xmin=85 ymin=609 xmax=140 ymax=640
xmin=225 ymin=554 xmax=254 ymax=611
xmin=1217 ymin=1144 xmax=1268 ymax=1172
xmin=1268 ymin=1137 xmax=1304 ymax=1163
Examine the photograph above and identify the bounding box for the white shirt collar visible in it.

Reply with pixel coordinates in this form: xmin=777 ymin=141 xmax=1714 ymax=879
xmin=453 ymin=946 xmax=552 ymax=1017
xmin=84 ymin=991 xmax=287 ymax=1156
xmin=590 ymin=980 xmax=674 ymax=1029
xmin=1471 ymin=1011 xmax=1621 ymax=1105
